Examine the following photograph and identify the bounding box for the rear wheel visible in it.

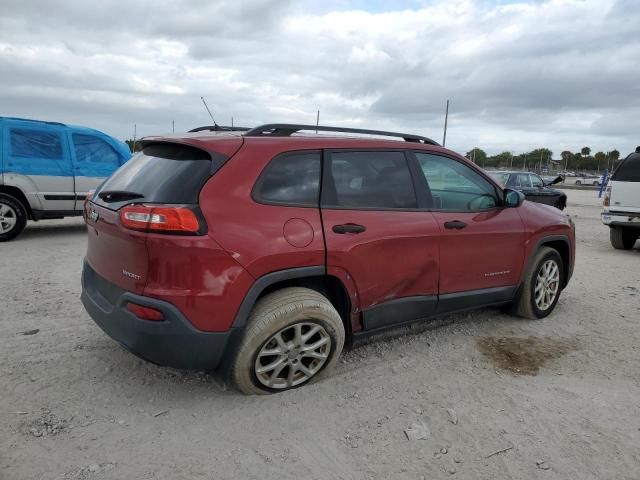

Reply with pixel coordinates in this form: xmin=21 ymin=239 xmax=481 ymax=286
xmin=515 ymin=247 xmax=564 ymax=319
xmin=0 ymin=194 xmax=27 ymax=242
xmin=232 ymin=287 xmax=345 ymax=395
xmin=610 ymin=228 xmax=637 ymax=250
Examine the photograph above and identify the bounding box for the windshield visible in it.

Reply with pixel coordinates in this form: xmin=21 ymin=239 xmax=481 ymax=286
xmin=612 ymin=153 xmax=640 ymax=182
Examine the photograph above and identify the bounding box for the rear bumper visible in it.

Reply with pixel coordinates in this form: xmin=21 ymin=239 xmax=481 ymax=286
xmin=81 ymin=260 xmax=239 ymax=371
xmin=602 ymin=211 xmax=640 ymax=229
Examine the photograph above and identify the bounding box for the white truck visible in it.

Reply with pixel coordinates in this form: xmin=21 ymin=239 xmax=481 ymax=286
xmin=602 ymin=147 xmax=640 ymax=250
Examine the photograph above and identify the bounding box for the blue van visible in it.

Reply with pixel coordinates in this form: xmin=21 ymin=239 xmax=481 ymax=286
xmin=0 ymin=117 xmax=131 ymax=240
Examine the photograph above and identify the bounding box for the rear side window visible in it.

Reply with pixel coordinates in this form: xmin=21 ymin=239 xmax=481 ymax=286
xmin=10 ymin=128 xmax=63 ymax=159
xmin=324 ymin=151 xmax=417 ymax=209
xmin=506 ymin=173 xmax=530 ymax=188
xmin=253 ymin=151 xmax=321 ymax=207
xmin=612 ymin=153 xmax=640 ymax=181
xmin=72 ymin=134 xmax=122 ymax=167
xmin=93 ymin=143 xmax=216 ymax=209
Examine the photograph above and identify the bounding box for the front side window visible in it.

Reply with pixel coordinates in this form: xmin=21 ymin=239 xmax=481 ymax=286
xmin=73 ymin=134 xmax=121 ymax=167
xmin=253 ymin=151 xmax=321 ymax=207
xmin=530 ymin=174 xmax=543 ymax=188
xmin=415 ymin=153 xmax=499 ymax=211
xmin=10 ymin=128 xmax=63 ymax=159
xmin=324 ymin=151 xmax=417 ymax=209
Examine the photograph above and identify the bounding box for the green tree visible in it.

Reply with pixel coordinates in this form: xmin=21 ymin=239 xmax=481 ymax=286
xmin=594 ymin=152 xmax=606 ymax=172
xmin=610 ymin=149 xmax=620 ymax=164
xmin=561 ymin=151 xmax=572 ymax=170
xmin=465 ymin=148 xmax=487 ymax=165
xmin=581 ymin=146 xmax=591 ymax=157
xmin=572 ymin=152 xmax=585 ymax=171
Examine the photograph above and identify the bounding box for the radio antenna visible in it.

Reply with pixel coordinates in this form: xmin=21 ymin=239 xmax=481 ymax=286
xmin=200 ymin=96 xmax=218 ymax=126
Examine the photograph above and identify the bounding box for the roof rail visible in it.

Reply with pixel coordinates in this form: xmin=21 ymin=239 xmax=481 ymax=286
xmin=244 ymin=123 xmax=440 ymax=145
xmin=0 ymin=116 xmax=66 ymax=127
xmin=189 ymin=125 xmax=250 ymax=133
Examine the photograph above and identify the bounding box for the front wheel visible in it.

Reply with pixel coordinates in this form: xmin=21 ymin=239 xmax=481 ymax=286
xmin=0 ymin=194 xmax=28 ymax=242
xmin=610 ymin=228 xmax=637 ymax=250
xmin=514 ymin=247 xmax=564 ymax=319
xmin=231 ymin=287 xmax=345 ymax=395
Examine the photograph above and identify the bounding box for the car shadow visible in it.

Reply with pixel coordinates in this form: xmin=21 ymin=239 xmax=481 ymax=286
xmin=20 ymin=222 xmax=87 ymax=239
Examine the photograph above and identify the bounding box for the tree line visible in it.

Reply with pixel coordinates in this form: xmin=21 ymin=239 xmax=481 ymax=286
xmin=465 ymin=147 xmax=622 ymax=173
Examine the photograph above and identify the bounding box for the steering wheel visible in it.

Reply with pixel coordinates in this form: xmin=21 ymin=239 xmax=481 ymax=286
xmin=467 ymin=194 xmax=496 ymax=211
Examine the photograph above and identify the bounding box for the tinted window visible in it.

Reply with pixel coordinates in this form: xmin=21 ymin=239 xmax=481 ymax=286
xmin=325 ymin=151 xmax=417 ymax=209
xmin=253 ymin=151 xmax=320 ymax=206
xmin=416 ymin=153 xmax=498 ymax=211
xmin=93 ymin=143 xmax=213 ymax=210
xmin=10 ymin=128 xmax=63 ymax=159
xmin=612 ymin=153 xmax=640 ymax=181
xmin=489 ymin=172 xmax=509 ymax=186
xmin=73 ymin=134 xmax=121 ymax=167
xmin=506 ymin=173 xmax=530 ymax=188
xmin=530 ymin=174 xmax=543 ymax=188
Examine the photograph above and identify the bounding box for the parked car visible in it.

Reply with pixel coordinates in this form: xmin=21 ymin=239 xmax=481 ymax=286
xmin=575 ymin=174 xmax=603 ymax=186
xmin=488 ymin=171 xmax=567 ymax=210
xmin=80 ymin=123 xmax=575 ymax=394
xmin=602 ymin=146 xmax=640 ymax=250
xmin=0 ymin=117 xmax=131 ymax=241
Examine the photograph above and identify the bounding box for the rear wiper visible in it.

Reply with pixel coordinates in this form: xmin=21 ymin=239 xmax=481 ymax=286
xmin=97 ymin=190 xmax=145 ymax=202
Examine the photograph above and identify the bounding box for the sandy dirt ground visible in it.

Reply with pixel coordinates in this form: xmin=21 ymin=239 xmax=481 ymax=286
xmin=1 ymin=189 xmax=639 ymax=480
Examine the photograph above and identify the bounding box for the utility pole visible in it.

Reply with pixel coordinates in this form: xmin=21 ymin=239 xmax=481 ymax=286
xmin=172 ymin=120 xmax=175 ymax=134
xmin=442 ymin=99 xmax=449 ymax=147
xmin=133 ymin=124 xmax=137 ymax=152
xmin=231 ymin=117 xmax=234 ymax=128
xmin=316 ymin=110 xmax=320 ymax=134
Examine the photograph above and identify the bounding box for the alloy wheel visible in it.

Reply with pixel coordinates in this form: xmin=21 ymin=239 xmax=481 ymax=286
xmin=254 ymin=322 xmax=331 ymax=389
xmin=0 ymin=204 xmax=18 ymax=234
xmin=534 ymin=259 xmax=560 ymax=311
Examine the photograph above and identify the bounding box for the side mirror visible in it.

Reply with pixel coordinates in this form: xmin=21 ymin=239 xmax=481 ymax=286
xmin=504 ymin=188 xmax=525 ymax=208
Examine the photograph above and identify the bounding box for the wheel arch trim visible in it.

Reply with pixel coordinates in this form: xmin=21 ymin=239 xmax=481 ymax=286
xmin=231 ymin=266 xmax=327 ymax=328
xmin=522 ymin=234 xmax=572 ymax=287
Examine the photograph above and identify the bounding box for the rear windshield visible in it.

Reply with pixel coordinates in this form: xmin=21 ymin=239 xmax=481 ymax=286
xmin=612 ymin=153 xmax=640 ymax=182
xmin=93 ymin=143 xmax=216 ymax=209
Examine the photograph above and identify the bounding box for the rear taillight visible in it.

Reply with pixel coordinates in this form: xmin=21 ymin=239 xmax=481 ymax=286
xmin=126 ymin=302 xmax=164 ymax=321
xmin=603 ymin=185 xmax=611 ymax=207
xmin=83 ymin=191 xmax=94 ymax=218
xmin=120 ymin=204 xmax=202 ymax=234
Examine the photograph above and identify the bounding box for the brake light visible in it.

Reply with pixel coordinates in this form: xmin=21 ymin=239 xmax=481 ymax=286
xmin=603 ymin=185 xmax=611 ymax=207
xmin=126 ymin=302 xmax=164 ymax=321
xmin=83 ymin=191 xmax=94 ymax=218
xmin=120 ymin=205 xmax=201 ymax=234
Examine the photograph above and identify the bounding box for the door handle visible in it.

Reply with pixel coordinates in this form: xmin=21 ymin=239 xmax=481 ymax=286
xmin=332 ymin=223 xmax=366 ymax=234
xmin=443 ymin=220 xmax=467 ymax=230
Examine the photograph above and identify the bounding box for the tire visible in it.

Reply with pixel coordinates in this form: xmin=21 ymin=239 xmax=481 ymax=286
xmin=0 ymin=193 xmax=28 ymax=242
xmin=231 ymin=287 xmax=345 ymax=395
xmin=575 ymin=180 xmax=582 ymax=185
xmin=514 ymin=247 xmax=564 ymax=319
xmin=554 ymin=196 xmax=566 ymax=210
xmin=610 ymin=228 xmax=637 ymax=250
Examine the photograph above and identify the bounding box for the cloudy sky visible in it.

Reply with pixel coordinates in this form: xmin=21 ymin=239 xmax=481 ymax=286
xmin=1 ymin=0 xmax=638 ymax=156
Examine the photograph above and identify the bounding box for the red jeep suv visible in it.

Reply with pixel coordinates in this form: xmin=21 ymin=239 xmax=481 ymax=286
xmin=81 ymin=124 xmax=575 ymax=394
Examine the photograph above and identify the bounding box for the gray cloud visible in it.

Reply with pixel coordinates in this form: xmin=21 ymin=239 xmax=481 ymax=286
xmin=0 ymin=0 xmax=638 ymax=156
